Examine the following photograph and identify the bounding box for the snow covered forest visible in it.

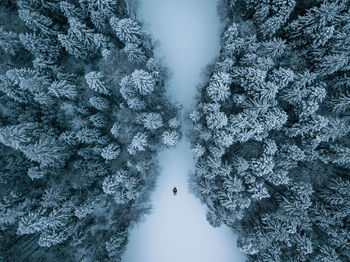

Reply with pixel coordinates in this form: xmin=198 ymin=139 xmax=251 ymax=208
xmin=0 ymin=0 xmax=181 ymax=261
xmin=0 ymin=0 xmax=350 ymax=261
xmin=189 ymin=0 xmax=350 ymax=261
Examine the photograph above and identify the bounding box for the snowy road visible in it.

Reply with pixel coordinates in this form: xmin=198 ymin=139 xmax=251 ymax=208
xmin=122 ymin=0 xmax=246 ymax=261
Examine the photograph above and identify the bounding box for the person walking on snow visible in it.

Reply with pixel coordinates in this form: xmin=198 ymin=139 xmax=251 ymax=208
xmin=173 ymin=187 xmax=177 ymax=195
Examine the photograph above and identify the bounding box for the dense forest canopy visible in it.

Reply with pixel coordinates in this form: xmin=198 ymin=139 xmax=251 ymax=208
xmin=0 ymin=0 xmax=180 ymax=261
xmin=2 ymin=0 xmax=350 ymax=261
xmin=190 ymin=0 xmax=350 ymax=261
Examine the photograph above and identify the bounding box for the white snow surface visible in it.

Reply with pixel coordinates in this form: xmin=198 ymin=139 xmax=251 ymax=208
xmin=122 ymin=0 xmax=246 ymax=261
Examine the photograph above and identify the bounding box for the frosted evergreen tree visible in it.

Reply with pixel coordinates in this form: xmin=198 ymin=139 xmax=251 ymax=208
xmin=85 ymin=71 xmax=109 ymax=95
xmin=206 ymin=72 xmax=232 ymax=102
xmin=23 ymin=136 xmax=70 ymax=168
xmin=123 ymin=42 xmax=147 ymax=64
xmin=18 ymin=9 xmax=57 ymax=36
xmin=192 ymin=143 xmax=205 ymax=158
xmin=128 ymin=132 xmax=148 ymax=154
xmin=89 ymin=96 xmax=110 ymax=111
xmin=141 ymin=112 xmax=163 ymax=130
xmin=48 ymin=80 xmax=78 ymax=100
xmin=205 ymin=110 xmax=228 ymax=130
xmin=59 ymin=1 xmax=87 ymax=20
xmin=0 ymin=28 xmax=20 ymax=55
xmin=131 ymin=69 xmax=156 ymax=95
xmin=90 ymin=112 xmax=108 ymax=128
xmin=110 ymin=17 xmax=142 ymax=44
xmin=328 ymin=91 xmax=350 ymax=114
xmin=38 ymin=229 xmax=69 ymax=247
xmin=58 ymin=18 xmax=105 ymax=59
xmin=168 ymin=117 xmax=181 ymax=129
xmin=19 ymin=32 xmax=60 ymax=60
xmin=102 ymin=170 xmax=141 ymax=204
xmin=161 ymin=130 xmax=180 ymax=147
xmin=101 ymin=143 xmax=120 ymax=160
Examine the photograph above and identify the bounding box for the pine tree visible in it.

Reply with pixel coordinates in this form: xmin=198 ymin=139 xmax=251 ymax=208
xmin=123 ymin=42 xmax=146 ymax=64
xmin=85 ymin=71 xmax=109 ymax=95
xmin=58 ymin=18 xmax=105 ymax=59
xmin=102 ymin=170 xmax=141 ymax=204
xmin=168 ymin=117 xmax=181 ymax=129
xmin=192 ymin=143 xmax=205 ymax=158
xmin=48 ymin=80 xmax=78 ymax=100
xmin=89 ymin=96 xmax=110 ymax=111
xmin=128 ymin=132 xmax=148 ymax=154
xmin=38 ymin=229 xmax=68 ymax=247
xmin=110 ymin=17 xmax=142 ymax=44
xmin=17 ymin=211 xmax=43 ymax=235
xmin=161 ymin=130 xmax=180 ymax=147
xmin=59 ymin=1 xmax=87 ymax=21
xmin=0 ymin=28 xmax=20 ymax=56
xmin=205 ymin=110 xmax=228 ymax=130
xmin=141 ymin=112 xmax=163 ymax=130
xmin=19 ymin=32 xmax=60 ymax=60
xmin=328 ymin=91 xmax=350 ymax=114
xmin=0 ymin=75 xmax=31 ymax=103
xmin=75 ymin=127 xmax=101 ymax=144
xmin=23 ymin=136 xmax=70 ymax=168
xmin=206 ymin=72 xmax=232 ymax=102
xmin=0 ymin=123 xmax=40 ymax=151
xmin=18 ymin=8 xmax=57 ymax=36
xmin=90 ymin=112 xmax=108 ymax=128
xmin=101 ymin=143 xmax=120 ymax=160
xmin=131 ymin=69 xmax=156 ymax=95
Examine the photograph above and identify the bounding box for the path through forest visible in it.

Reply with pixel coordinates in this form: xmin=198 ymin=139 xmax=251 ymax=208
xmin=122 ymin=1 xmax=246 ymax=261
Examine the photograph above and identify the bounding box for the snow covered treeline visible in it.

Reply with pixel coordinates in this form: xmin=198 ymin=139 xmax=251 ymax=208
xmin=189 ymin=0 xmax=350 ymax=261
xmin=0 ymin=0 xmax=180 ymax=261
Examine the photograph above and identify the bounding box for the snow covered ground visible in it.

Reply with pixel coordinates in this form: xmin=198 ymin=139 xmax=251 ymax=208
xmin=122 ymin=0 xmax=246 ymax=261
